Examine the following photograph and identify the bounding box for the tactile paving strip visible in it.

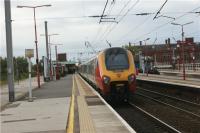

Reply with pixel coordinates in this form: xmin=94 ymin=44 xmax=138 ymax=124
xmin=77 ymin=96 xmax=96 ymax=133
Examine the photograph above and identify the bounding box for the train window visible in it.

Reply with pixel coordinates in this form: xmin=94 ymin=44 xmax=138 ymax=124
xmin=96 ymin=60 xmax=98 ymax=67
xmin=105 ymin=48 xmax=129 ymax=70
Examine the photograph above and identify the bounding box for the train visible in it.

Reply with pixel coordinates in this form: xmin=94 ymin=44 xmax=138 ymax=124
xmin=79 ymin=47 xmax=137 ymax=101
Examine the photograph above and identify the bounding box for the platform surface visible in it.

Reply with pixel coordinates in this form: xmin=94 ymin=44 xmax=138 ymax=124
xmin=67 ymin=74 xmax=135 ymax=133
xmin=1 ymin=75 xmax=72 ymax=133
xmin=0 ymin=76 xmax=44 ymax=110
xmin=137 ymin=73 xmax=200 ymax=88
xmin=1 ymin=74 xmax=135 ymax=133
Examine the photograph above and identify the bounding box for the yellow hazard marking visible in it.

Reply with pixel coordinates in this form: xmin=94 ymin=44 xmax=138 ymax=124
xmin=66 ymin=75 xmax=75 ymax=133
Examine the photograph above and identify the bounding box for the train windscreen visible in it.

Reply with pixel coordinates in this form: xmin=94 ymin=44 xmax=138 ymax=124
xmin=105 ymin=48 xmax=129 ymax=70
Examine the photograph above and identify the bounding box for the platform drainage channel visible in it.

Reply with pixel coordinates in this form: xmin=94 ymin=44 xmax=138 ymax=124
xmin=85 ymin=97 xmax=104 ymax=106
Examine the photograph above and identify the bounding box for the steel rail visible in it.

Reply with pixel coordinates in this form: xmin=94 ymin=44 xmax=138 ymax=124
xmin=129 ymin=102 xmax=181 ymax=133
xmin=138 ymin=87 xmax=200 ymax=106
xmin=136 ymin=92 xmax=200 ymax=119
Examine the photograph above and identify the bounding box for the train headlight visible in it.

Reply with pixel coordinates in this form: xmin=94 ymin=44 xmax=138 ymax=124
xmin=103 ymin=76 xmax=110 ymax=85
xmin=128 ymin=74 xmax=135 ymax=83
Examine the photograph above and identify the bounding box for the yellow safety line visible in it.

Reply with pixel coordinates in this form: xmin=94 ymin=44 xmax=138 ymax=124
xmin=66 ymin=75 xmax=75 ymax=133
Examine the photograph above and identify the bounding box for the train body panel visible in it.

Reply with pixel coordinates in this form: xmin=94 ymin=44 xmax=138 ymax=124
xmin=79 ymin=47 xmax=136 ymax=101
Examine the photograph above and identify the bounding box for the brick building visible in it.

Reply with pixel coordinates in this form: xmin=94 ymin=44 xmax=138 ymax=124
xmin=134 ymin=38 xmax=200 ymax=71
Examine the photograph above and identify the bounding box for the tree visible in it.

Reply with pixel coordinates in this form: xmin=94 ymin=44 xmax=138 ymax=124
xmin=0 ymin=57 xmax=7 ymax=81
xmin=0 ymin=56 xmax=29 ymax=83
xmin=122 ymin=43 xmax=139 ymax=56
xmin=13 ymin=57 xmax=28 ymax=80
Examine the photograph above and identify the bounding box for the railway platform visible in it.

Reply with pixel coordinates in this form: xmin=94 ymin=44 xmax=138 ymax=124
xmin=1 ymin=75 xmax=72 ymax=133
xmin=137 ymin=73 xmax=200 ymax=89
xmin=0 ymin=76 xmax=45 ymax=110
xmin=1 ymin=74 xmax=135 ymax=133
xmin=67 ymin=74 xmax=135 ymax=133
xmin=159 ymin=70 xmax=200 ymax=79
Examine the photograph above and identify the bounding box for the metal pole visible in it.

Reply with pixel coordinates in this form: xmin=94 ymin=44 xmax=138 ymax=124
xmin=55 ymin=45 xmax=58 ymax=80
xmin=55 ymin=45 xmax=58 ymax=62
xmin=145 ymin=40 xmax=148 ymax=76
xmin=178 ymin=45 xmax=180 ymax=71
xmin=44 ymin=21 xmax=50 ymax=81
xmin=4 ymin=0 xmax=15 ymax=102
xmin=33 ymin=8 xmax=40 ymax=88
xmin=28 ymin=58 xmax=33 ymax=102
xmin=181 ymin=25 xmax=186 ymax=80
xmin=154 ymin=47 xmax=157 ymax=66
xmin=45 ymin=21 xmax=49 ymax=59
xmin=49 ymin=36 xmax=53 ymax=79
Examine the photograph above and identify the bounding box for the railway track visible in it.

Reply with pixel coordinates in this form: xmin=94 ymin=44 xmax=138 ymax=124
xmin=138 ymin=87 xmax=200 ymax=106
xmin=81 ymin=75 xmax=200 ymax=132
xmin=132 ymin=93 xmax=200 ymax=132
xmin=137 ymin=88 xmax=200 ymax=117
xmin=113 ymin=85 xmax=200 ymax=133
xmin=137 ymin=80 xmax=200 ymax=104
xmin=113 ymin=103 xmax=180 ymax=133
xmin=128 ymin=102 xmax=181 ymax=133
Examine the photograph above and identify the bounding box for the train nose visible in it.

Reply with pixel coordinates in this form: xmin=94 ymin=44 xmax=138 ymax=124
xmin=103 ymin=75 xmax=110 ymax=85
xmin=128 ymin=74 xmax=136 ymax=84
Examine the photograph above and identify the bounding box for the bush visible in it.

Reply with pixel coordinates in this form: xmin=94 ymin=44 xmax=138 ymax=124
xmin=0 ymin=57 xmax=30 ymax=84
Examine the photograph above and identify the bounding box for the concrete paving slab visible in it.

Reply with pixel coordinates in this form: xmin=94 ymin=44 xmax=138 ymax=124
xmin=89 ymin=105 xmax=130 ymax=133
xmin=1 ymin=76 xmax=44 ymax=109
xmin=75 ymin=74 xmax=135 ymax=133
xmin=1 ymin=97 xmax=70 ymax=133
xmin=31 ymin=75 xmax=72 ymax=99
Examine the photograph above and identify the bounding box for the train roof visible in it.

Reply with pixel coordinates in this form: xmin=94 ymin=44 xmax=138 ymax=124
xmin=79 ymin=47 xmax=128 ymax=66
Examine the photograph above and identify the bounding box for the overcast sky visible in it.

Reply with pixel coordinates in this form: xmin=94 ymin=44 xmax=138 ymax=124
xmin=1 ymin=0 xmax=200 ymax=62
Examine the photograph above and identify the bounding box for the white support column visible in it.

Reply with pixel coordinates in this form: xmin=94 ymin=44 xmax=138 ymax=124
xmin=28 ymin=57 xmax=33 ymax=102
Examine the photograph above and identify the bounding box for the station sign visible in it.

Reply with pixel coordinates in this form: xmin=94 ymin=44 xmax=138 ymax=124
xmin=25 ymin=49 xmax=34 ymax=58
xmin=58 ymin=53 xmax=67 ymax=61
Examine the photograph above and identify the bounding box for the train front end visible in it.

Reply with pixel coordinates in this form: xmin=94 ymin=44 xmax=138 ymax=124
xmin=96 ymin=47 xmax=136 ymax=101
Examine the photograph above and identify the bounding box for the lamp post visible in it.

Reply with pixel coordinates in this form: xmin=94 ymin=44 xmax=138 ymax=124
xmin=143 ymin=38 xmax=150 ymax=76
xmin=152 ymin=45 xmax=157 ymax=67
xmin=5 ymin=0 xmax=15 ymax=102
xmin=50 ymin=43 xmax=63 ymax=80
xmin=17 ymin=4 xmax=51 ymax=88
xmin=40 ymin=33 xmax=59 ymax=80
xmin=171 ymin=21 xmax=194 ymax=80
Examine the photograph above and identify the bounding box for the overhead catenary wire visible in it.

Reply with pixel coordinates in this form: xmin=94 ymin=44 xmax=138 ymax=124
xmin=95 ymin=0 xmax=133 ymax=43
xmin=12 ymin=11 xmax=198 ymax=22
xmin=153 ymin=0 xmax=168 ymax=20
xmin=132 ymin=5 xmax=200 ymax=43
xmin=98 ymin=0 xmax=140 ymax=43
xmin=99 ymin=0 xmax=136 ymax=40
xmin=99 ymin=0 xmax=114 ymax=23
xmin=114 ymin=14 xmax=153 ymax=43
xmin=91 ymin=0 xmax=116 ymax=44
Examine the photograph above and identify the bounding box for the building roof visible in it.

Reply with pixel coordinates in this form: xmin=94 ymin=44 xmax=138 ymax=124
xmin=52 ymin=60 xmax=76 ymax=65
